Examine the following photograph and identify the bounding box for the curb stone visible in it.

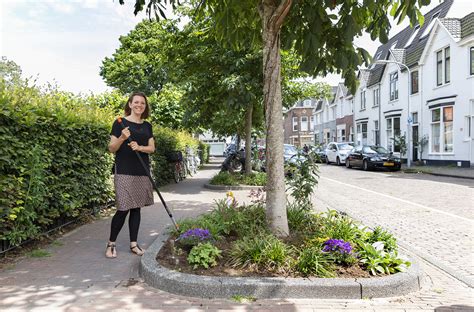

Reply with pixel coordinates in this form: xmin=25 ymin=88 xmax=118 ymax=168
xmin=203 ymin=183 xmax=264 ymax=191
xmin=140 ymin=231 xmax=423 ymax=299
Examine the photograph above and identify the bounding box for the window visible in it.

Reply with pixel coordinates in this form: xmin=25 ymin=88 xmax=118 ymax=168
xmin=431 ymin=106 xmax=453 ymax=153
xmin=471 ymin=47 xmax=474 ymax=76
xmin=411 ymin=70 xmax=419 ymax=94
xmin=386 ymin=117 xmax=401 ymax=152
xmin=412 ymin=112 xmax=418 ymax=124
xmin=373 ymin=88 xmax=380 ymax=107
xmin=420 ymin=11 xmax=440 ymax=38
xmin=362 ymin=123 xmax=368 ymax=145
xmin=350 ymin=126 xmax=354 ymax=142
xmin=303 ymin=99 xmax=311 ymax=107
xmin=405 ymin=25 xmax=420 ymax=48
xmin=310 ymin=116 xmax=314 ymax=131
xmin=361 ymin=90 xmax=366 ymax=110
xmin=390 ymin=72 xmax=398 ymax=101
xmin=300 ymin=116 xmax=308 ymax=131
xmin=436 ymin=47 xmax=450 ymax=86
xmin=374 ymin=120 xmax=380 ymax=145
xmin=341 ymin=129 xmax=346 ymax=142
xmin=445 ymin=47 xmax=450 ymax=83
xmin=292 ymin=117 xmax=298 ymax=131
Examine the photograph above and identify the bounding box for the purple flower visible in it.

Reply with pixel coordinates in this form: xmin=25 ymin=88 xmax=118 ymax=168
xmin=177 ymin=228 xmax=212 ymax=246
xmin=323 ymin=239 xmax=352 ymax=255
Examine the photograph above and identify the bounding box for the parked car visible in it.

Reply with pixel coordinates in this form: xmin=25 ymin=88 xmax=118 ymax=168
xmin=325 ymin=142 xmax=354 ymax=165
xmin=310 ymin=145 xmax=327 ymax=163
xmin=345 ymin=145 xmax=401 ymax=171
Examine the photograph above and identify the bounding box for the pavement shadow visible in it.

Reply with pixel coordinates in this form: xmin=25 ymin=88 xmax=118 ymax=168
xmin=434 ymin=305 xmax=474 ymax=312
xmin=384 ymin=171 xmax=474 ymax=187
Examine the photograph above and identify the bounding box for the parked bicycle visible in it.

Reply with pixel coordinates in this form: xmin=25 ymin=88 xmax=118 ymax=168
xmin=167 ymin=151 xmax=186 ymax=183
xmin=184 ymin=146 xmax=198 ymax=177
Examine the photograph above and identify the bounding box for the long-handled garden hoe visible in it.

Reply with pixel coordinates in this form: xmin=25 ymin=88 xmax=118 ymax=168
xmin=117 ymin=117 xmax=179 ymax=231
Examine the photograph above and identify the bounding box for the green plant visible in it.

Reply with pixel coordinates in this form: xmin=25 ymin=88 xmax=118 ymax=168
xmin=187 ymin=242 xmax=222 ymax=269
xmin=28 ymin=249 xmax=51 ymax=258
xmin=294 ymin=246 xmax=335 ymax=277
xmin=416 ymin=134 xmax=429 ymax=160
xmin=209 ymin=171 xmax=239 ymax=186
xmin=391 ymin=134 xmax=407 ymax=156
xmin=240 ymin=172 xmax=266 ymax=186
xmin=228 ymin=233 xmax=293 ymax=272
xmin=231 ymin=295 xmax=256 ymax=303
xmin=365 ymin=226 xmax=397 ymax=252
xmin=318 ymin=210 xmax=363 ymax=243
xmin=357 ymin=241 xmax=410 ymax=275
xmin=285 ymin=150 xmax=319 ymax=210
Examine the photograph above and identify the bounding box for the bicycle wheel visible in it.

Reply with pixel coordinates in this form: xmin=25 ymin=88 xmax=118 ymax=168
xmin=179 ymin=161 xmax=187 ymax=180
xmin=172 ymin=163 xmax=180 ymax=183
xmin=186 ymin=158 xmax=193 ymax=177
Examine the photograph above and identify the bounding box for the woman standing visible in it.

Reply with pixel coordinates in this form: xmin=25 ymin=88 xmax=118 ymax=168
xmin=106 ymin=92 xmax=155 ymax=258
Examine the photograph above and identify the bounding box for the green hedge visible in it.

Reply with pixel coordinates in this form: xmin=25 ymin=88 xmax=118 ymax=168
xmin=0 ymin=81 xmax=115 ymax=245
xmin=0 ymin=80 xmax=205 ymax=247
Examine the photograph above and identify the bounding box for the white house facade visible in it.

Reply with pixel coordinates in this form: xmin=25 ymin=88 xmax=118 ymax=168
xmin=353 ymin=0 xmax=474 ymax=167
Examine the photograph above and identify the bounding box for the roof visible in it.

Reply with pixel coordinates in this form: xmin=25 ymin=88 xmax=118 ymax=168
xmin=461 ymin=12 xmax=474 ymax=38
xmin=367 ymin=0 xmax=454 ymax=87
xmin=440 ymin=18 xmax=462 ymax=38
xmin=338 ymin=83 xmax=349 ymax=97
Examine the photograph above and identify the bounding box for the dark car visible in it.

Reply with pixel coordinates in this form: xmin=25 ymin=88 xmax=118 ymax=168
xmin=310 ymin=145 xmax=327 ymax=163
xmin=345 ymin=145 xmax=401 ymax=171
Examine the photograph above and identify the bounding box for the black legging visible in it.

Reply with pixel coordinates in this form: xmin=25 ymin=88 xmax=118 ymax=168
xmin=109 ymin=208 xmax=141 ymax=242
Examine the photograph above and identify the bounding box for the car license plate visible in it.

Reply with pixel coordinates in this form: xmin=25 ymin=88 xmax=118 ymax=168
xmin=383 ymin=162 xmax=394 ymax=166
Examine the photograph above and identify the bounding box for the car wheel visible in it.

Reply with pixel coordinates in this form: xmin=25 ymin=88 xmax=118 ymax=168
xmin=345 ymin=160 xmax=352 ymax=168
xmin=326 ymin=157 xmax=330 ymax=165
xmin=363 ymin=160 xmax=369 ymax=171
xmin=336 ymin=157 xmax=341 ymax=166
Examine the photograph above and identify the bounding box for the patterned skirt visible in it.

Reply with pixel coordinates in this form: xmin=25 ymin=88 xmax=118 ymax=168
xmin=114 ymin=174 xmax=154 ymax=211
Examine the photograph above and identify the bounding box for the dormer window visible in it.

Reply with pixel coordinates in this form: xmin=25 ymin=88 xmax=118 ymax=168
xmin=303 ymin=99 xmax=312 ymax=107
xmin=420 ymin=11 xmax=440 ymax=38
xmin=405 ymin=25 xmax=420 ymax=48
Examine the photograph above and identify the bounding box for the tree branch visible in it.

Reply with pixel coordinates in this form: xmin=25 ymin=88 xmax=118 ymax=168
xmin=271 ymin=0 xmax=292 ymax=30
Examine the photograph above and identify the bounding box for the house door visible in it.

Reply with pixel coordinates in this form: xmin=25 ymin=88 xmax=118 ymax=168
xmin=412 ymin=125 xmax=419 ymax=161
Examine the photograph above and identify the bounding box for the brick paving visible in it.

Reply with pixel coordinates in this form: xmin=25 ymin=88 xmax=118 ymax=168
xmin=0 ymin=159 xmax=473 ymax=311
xmin=313 ymin=165 xmax=474 ymax=288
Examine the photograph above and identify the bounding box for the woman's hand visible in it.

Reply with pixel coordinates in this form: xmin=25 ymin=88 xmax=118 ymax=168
xmin=120 ymin=127 xmax=130 ymax=141
xmin=128 ymin=141 xmax=141 ymax=152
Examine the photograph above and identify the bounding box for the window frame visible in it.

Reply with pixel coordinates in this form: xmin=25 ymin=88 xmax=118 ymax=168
xmin=436 ymin=46 xmax=451 ymax=87
xmin=300 ymin=116 xmax=308 ymax=132
xmin=411 ymin=70 xmax=419 ymax=94
xmin=360 ymin=90 xmax=366 ymax=110
xmin=430 ymin=106 xmax=454 ymax=154
xmin=470 ymin=47 xmax=474 ymax=76
xmin=389 ymin=71 xmax=399 ymax=101
xmin=386 ymin=116 xmax=401 ymax=152
xmin=373 ymin=88 xmax=380 ymax=107
xmin=292 ymin=116 xmax=298 ymax=131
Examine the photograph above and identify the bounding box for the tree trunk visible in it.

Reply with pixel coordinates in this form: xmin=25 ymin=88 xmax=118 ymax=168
xmin=245 ymin=104 xmax=253 ymax=175
xmin=260 ymin=0 xmax=292 ymax=237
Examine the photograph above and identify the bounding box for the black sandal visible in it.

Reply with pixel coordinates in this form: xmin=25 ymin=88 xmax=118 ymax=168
xmin=106 ymin=242 xmax=117 ymax=258
xmin=130 ymin=244 xmax=144 ymax=256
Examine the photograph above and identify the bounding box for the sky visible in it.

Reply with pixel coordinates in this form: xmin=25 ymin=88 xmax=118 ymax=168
xmin=1 ymin=0 xmax=473 ymax=94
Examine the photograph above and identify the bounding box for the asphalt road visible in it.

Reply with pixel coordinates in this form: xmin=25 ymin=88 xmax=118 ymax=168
xmin=312 ymin=163 xmax=474 ymax=287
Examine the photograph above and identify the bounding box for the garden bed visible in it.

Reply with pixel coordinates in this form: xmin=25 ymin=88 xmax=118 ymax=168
xmin=155 ymin=197 xmax=410 ymax=280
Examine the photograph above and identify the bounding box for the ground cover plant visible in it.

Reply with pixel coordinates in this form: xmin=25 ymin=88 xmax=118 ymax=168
xmin=209 ymin=171 xmax=267 ymax=186
xmin=157 ymin=194 xmax=410 ymax=278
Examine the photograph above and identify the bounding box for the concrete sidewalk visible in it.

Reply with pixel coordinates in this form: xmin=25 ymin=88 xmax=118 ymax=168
xmin=401 ymin=164 xmax=474 ymax=179
xmin=0 ymin=159 xmax=473 ymax=311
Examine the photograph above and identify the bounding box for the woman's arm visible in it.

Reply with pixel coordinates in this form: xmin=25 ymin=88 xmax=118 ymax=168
xmin=128 ymin=137 xmax=155 ymax=154
xmin=108 ymin=126 xmax=130 ymax=153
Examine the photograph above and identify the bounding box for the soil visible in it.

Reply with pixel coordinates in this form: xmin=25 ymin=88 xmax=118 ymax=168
xmin=156 ymin=235 xmax=373 ymax=279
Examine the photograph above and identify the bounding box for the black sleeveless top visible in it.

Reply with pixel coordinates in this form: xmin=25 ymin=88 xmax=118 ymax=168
xmin=110 ymin=119 xmax=153 ymax=176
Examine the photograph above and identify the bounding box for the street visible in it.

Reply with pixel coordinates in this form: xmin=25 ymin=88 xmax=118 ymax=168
xmin=313 ymin=164 xmax=474 ymax=288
